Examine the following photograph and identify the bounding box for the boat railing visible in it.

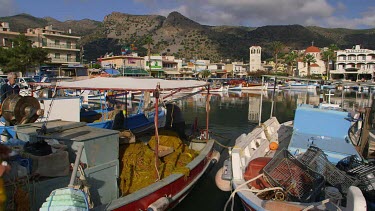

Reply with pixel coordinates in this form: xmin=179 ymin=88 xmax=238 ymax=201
xmin=348 ymin=120 xmax=361 ymax=146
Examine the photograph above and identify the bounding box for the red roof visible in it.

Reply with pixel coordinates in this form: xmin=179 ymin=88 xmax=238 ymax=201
xmin=305 ymin=46 xmax=320 ymax=53
xmin=310 ymin=63 xmax=319 ymax=67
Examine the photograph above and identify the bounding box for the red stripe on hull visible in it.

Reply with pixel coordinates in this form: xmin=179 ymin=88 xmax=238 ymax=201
xmin=113 ymin=150 xmax=213 ymax=211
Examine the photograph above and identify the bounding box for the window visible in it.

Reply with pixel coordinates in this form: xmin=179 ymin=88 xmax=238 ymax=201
xmin=67 ymin=54 xmax=72 ymax=62
xmin=55 ymin=53 xmax=60 ymax=59
xmin=42 ymin=38 xmax=47 ymax=46
xmin=55 ymin=40 xmax=60 ymax=46
xmin=66 ymin=41 xmax=71 ymax=49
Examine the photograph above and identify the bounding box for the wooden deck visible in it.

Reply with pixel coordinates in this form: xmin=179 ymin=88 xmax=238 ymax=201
xmin=368 ymin=130 xmax=375 ymax=159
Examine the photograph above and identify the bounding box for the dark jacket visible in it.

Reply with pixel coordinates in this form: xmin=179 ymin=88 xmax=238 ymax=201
xmin=1 ymin=83 xmax=20 ymax=102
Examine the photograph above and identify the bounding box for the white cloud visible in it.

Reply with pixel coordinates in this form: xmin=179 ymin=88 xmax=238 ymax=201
xmin=137 ymin=0 xmax=335 ymax=26
xmin=316 ymin=7 xmax=375 ymax=28
xmin=135 ymin=0 xmax=375 ymax=29
xmin=0 ymin=0 xmax=16 ymax=17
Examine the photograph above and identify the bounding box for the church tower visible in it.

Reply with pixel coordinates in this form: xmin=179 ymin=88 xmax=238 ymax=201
xmin=249 ymin=46 xmax=262 ymax=72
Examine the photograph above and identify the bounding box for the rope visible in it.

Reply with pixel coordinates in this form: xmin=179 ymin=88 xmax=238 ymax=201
xmin=170 ymin=103 xmax=175 ymax=127
xmin=40 ymin=84 xmax=58 ymax=132
xmin=207 ymin=131 xmax=242 ymax=150
xmin=224 ymin=173 xmax=284 ymax=211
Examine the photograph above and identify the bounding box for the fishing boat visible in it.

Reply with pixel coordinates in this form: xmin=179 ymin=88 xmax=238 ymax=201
xmin=228 ymin=83 xmax=243 ymax=91
xmin=0 ymin=77 xmax=220 ymax=211
xmin=280 ymin=81 xmax=317 ymax=90
xmin=241 ymin=82 xmax=268 ymax=91
xmin=209 ymin=84 xmax=229 ymax=92
xmin=216 ymin=103 xmax=372 ymax=211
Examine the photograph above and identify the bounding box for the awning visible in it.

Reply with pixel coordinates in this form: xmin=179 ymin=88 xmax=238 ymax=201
xmin=164 ymin=70 xmax=181 ymax=75
xmin=123 ymin=69 xmax=149 ymax=75
xmin=88 ymin=68 xmax=101 ymax=73
xmin=103 ymin=68 xmax=121 ymax=75
xmin=55 ymin=77 xmax=208 ymax=91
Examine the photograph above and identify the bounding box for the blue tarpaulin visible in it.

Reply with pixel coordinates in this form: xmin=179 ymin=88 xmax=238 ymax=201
xmin=103 ymin=69 xmax=121 ymax=76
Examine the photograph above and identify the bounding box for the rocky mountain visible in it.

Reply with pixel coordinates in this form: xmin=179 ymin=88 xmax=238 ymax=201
xmin=1 ymin=12 xmax=375 ymax=62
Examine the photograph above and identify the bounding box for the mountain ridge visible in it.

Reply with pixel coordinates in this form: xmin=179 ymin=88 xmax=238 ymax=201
xmin=1 ymin=12 xmax=375 ymax=62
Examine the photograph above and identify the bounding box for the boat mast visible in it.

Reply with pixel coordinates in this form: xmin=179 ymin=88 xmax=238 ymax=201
xmin=270 ymin=77 xmax=277 ymax=118
xmin=154 ymin=83 xmax=161 ymax=180
xmin=258 ymin=76 xmax=264 ymax=126
xmin=205 ymin=84 xmax=210 ymax=141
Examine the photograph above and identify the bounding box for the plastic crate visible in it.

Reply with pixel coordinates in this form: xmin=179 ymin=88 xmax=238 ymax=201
xmin=348 ymin=164 xmax=375 ymax=198
xmin=263 ymin=149 xmax=325 ymax=203
xmin=336 ymin=155 xmax=363 ymax=172
xmin=299 ymin=146 xmax=357 ymax=194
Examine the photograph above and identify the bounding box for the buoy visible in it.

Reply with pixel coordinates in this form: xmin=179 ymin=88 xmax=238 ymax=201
xmin=211 ymin=150 xmax=220 ymax=163
xmin=147 ymin=197 xmax=170 ymax=211
xmin=269 ymin=141 xmax=279 ymax=150
xmin=215 ymin=167 xmax=231 ymax=191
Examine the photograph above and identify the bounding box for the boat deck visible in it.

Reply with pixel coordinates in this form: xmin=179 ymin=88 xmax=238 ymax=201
xmin=265 ymin=122 xmax=294 ymax=158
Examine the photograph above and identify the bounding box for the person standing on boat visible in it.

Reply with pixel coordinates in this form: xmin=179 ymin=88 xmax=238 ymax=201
xmin=112 ymin=105 xmax=125 ymax=130
xmin=1 ymin=72 xmax=20 ymax=103
xmin=165 ymin=103 xmax=188 ymax=142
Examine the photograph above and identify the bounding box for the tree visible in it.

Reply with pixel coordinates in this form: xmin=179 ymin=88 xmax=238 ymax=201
xmin=284 ymin=51 xmax=298 ymax=76
xmin=270 ymin=41 xmax=284 ymax=71
xmin=0 ymin=34 xmax=49 ymax=73
xmin=303 ymin=54 xmax=317 ymax=77
xmin=200 ymin=69 xmax=211 ymax=78
xmin=0 ymin=47 xmax=10 ymax=69
xmin=144 ymin=35 xmax=153 ymax=75
xmin=321 ymin=44 xmax=339 ymax=80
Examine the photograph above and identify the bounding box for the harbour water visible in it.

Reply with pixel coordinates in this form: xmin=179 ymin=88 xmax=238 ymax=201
xmin=173 ymin=89 xmax=373 ymax=211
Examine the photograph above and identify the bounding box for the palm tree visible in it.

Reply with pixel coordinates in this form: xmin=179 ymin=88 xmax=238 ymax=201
xmin=321 ymin=44 xmax=339 ymax=80
xmin=201 ymin=69 xmax=211 ymax=78
xmin=284 ymin=51 xmax=298 ymax=76
xmin=303 ymin=54 xmax=316 ymax=77
xmin=145 ymin=35 xmax=153 ymax=74
xmin=270 ymin=41 xmax=284 ymax=71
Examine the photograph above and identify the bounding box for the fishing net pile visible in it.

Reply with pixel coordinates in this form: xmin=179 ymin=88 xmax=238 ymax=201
xmin=119 ymin=131 xmax=199 ymax=195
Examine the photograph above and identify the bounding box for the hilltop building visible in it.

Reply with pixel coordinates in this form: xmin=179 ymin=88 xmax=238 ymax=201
xmin=296 ymin=45 xmax=326 ymax=77
xmin=330 ymin=45 xmax=375 ymax=81
xmin=249 ymin=46 xmax=262 ymax=72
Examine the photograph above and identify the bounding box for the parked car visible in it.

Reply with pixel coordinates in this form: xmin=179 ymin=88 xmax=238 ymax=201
xmin=0 ymin=78 xmax=6 ymax=87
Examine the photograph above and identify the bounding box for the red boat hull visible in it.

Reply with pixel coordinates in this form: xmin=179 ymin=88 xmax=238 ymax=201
xmin=108 ymin=141 xmax=216 ymax=211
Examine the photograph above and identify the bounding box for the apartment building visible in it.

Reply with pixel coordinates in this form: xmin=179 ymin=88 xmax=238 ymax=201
xmin=331 ymin=45 xmax=375 ymax=81
xmin=1 ymin=22 xmax=81 ymax=67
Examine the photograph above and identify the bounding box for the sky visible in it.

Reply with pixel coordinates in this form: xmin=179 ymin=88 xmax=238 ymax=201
xmin=0 ymin=0 xmax=374 ymax=29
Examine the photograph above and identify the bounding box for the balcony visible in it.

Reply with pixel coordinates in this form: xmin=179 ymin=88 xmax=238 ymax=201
xmin=42 ymin=43 xmax=80 ymax=51
xmin=50 ymin=57 xmax=79 ymax=63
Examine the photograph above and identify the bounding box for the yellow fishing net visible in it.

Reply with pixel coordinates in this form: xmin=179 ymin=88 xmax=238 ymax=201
xmin=119 ymin=131 xmax=199 ymax=196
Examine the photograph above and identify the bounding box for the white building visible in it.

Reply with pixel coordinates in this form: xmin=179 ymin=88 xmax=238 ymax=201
xmin=249 ymin=46 xmax=262 ymax=72
xmin=232 ymin=62 xmax=248 ymax=77
xmin=144 ymin=55 xmax=163 ymax=78
xmin=331 ymin=45 xmax=375 ymax=81
xmin=297 ymin=45 xmax=325 ymax=76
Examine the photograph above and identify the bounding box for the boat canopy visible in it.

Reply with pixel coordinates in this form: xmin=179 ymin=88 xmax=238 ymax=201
xmin=55 ymin=77 xmax=208 ymax=91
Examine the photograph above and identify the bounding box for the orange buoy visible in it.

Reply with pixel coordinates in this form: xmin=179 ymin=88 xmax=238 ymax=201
xmin=215 ymin=167 xmax=231 ymax=191
xmin=269 ymin=142 xmax=279 ymax=150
